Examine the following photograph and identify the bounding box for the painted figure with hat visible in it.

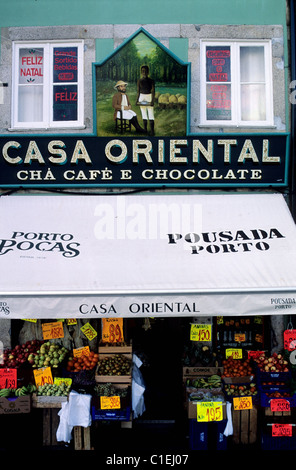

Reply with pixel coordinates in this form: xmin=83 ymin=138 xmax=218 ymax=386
xmin=112 ymin=80 xmax=145 ymax=133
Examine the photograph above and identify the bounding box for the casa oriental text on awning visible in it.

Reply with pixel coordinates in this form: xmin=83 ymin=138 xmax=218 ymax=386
xmin=0 ymin=192 xmax=296 ymax=319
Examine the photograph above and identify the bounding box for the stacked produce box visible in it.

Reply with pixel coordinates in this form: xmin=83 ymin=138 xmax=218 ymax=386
xmin=253 ymin=352 xmax=296 ymax=449
xmin=93 ymin=341 xmax=133 ymax=422
xmin=183 ymin=365 xmax=227 ymax=450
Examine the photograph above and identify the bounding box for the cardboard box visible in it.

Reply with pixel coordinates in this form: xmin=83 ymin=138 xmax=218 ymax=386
xmin=183 ymin=366 xmax=223 ymax=379
xmin=0 ymin=395 xmax=31 ymax=414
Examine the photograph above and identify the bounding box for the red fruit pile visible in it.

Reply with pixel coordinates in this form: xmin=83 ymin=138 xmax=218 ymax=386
xmin=254 ymin=352 xmax=289 ymax=373
xmin=1 ymin=340 xmax=44 ymax=368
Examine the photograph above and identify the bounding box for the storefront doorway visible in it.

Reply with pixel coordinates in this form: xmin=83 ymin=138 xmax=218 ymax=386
xmin=129 ymin=317 xmax=187 ymax=422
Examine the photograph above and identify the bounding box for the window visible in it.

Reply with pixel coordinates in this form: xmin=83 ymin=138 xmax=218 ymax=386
xmin=200 ymin=41 xmax=273 ymax=127
xmin=12 ymin=41 xmax=84 ymax=129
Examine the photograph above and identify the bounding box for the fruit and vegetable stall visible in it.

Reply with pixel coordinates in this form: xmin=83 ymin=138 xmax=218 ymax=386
xmin=182 ymin=316 xmax=296 ymax=450
xmin=1 ymin=315 xmax=296 ymax=451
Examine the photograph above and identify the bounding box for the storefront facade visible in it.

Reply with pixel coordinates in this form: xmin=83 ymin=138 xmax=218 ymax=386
xmin=0 ymin=0 xmax=295 ymax=457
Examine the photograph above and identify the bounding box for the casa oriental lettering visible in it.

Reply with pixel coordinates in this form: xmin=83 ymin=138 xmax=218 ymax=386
xmin=0 ymin=134 xmax=288 ymax=188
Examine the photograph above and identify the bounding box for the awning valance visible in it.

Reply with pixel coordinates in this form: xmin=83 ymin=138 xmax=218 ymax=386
xmin=1 ymin=192 xmax=296 ymax=318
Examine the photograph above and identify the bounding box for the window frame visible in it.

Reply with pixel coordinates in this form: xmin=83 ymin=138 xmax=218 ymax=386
xmin=11 ymin=40 xmax=84 ymax=130
xmin=200 ymin=39 xmax=274 ymax=127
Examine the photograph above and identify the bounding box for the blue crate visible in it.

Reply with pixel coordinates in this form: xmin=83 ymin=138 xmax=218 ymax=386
xmin=260 ymin=392 xmax=296 ymax=408
xmin=189 ymin=419 xmax=227 ymax=451
xmin=256 ymin=368 xmax=291 ymax=382
xmin=261 ymin=432 xmax=296 ymax=450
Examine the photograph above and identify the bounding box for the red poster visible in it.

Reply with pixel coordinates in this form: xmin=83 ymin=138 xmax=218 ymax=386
xmin=284 ymin=329 xmax=296 ymax=351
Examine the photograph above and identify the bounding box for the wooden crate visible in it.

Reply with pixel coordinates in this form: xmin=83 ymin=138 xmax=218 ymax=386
xmin=32 ymin=394 xmax=67 ymax=408
xmin=95 ymin=352 xmax=132 ymax=383
xmin=42 ymin=408 xmax=62 ymax=446
xmin=265 ymin=407 xmax=292 ymax=417
xmin=98 ymin=341 xmax=132 ymax=354
xmin=32 ymin=394 xmax=67 ymax=447
xmin=74 ymin=426 xmax=92 ymax=450
xmin=232 ymin=405 xmax=258 ymax=445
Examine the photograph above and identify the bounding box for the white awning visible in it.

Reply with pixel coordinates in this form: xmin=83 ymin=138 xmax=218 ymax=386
xmin=1 ymin=192 xmax=296 ymax=319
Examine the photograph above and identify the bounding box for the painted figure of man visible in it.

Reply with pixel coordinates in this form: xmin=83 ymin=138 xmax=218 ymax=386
xmin=136 ymin=65 xmax=155 ymax=135
xmin=112 ymin=80 xmax=145 ymax=133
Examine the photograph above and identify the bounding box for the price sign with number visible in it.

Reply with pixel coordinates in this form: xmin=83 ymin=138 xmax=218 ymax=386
xmin=42 ymin=321 xmax=64 ymax=340
xmin=100 ymin=396 xmax=121 ymax=410
xmin=73 ymin=346 xmax=90 ymax=357
xmin=0 ymin=369 xmax=17 ymax=389
xmin=54 ymin=377 xmax=72 ymax=387
xmin=272 ymin=423 xmax=293 ymax=437
xmin=226 ymin=348 xmax=242 ymax=359
xmin=190 ymin=324 xmax=211 ymax=342
xmin=270 ymin=398 xmax=291 ymax=412
xmin=233 ymin=396 xmax=253 ymax=410
xmin=102 ymin=318 xmax=124 ymax=343
xmin=234 ymin=333 xmax=246 ymax=343
xmin=33 ymin=367 xmax=53 ymax=387
xmin=197 ymin=402 xmax=223 ymax=422
xmin=81 ymin=322 xmax=97 ymax=341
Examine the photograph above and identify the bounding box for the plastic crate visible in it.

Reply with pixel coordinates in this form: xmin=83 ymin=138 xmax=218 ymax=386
xmin=260 ymin=392 xmax=296 ymax=408
xmin=256 ymin=368 xmax=291 ymax=382
xmin=189 ymin=419 xmax=227 ymax=451
xmin=261 ymin=426 xmax=296 ymax=450
xmin=258 ymin=383 xmax=290 ymax=393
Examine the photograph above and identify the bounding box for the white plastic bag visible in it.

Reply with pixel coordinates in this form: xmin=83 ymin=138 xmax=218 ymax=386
xmin=56 ymin=391 xmax=92 ymax=443
xmin=223 ymin=401 xmax=233 ymax=436
xmin=56 ymin=401 xmax=73 ymax=443
xmin=68 ymin=391 xmax=92 ymax=427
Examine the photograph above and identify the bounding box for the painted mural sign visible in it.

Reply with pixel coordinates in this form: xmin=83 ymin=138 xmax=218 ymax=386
xmin=95 ymin=30 xmax=188 ymax=137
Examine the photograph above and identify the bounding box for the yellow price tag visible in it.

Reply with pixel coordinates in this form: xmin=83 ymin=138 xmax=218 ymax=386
xmin=42 ymin=321 xmax=64 ymax=340
xmin=100 ymin=396 xmax=121 ymax=410
xmin=102 ymin=318 xmax=124 ymax=343
xmin=190 ymin=324 xmax=211 ymax=342
xmin=67 ymin=319 xmax=77 ymax=325
xmin=225 ymin=348 xmax=243 ymax=359
xmin=73 ymin=346 xmax=90 ymax=357
xmin=33 ymin=367 xmax=53 ymax=387
xmin=197 ymin=401 xmax=223 ymax=422
xmin=234 ymin=333 xmax=246 ymax=343
xmin=233 ymin=396 xmax=253 ymax=411
xmin=81 ymin=322 xmax=97 ymax=341
xmin=54 ymin=377 xmax=72 ymax=387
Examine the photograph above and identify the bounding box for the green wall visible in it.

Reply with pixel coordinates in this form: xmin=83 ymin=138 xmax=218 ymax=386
xmin=1 ymin=0 xmax=287 ymax=27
